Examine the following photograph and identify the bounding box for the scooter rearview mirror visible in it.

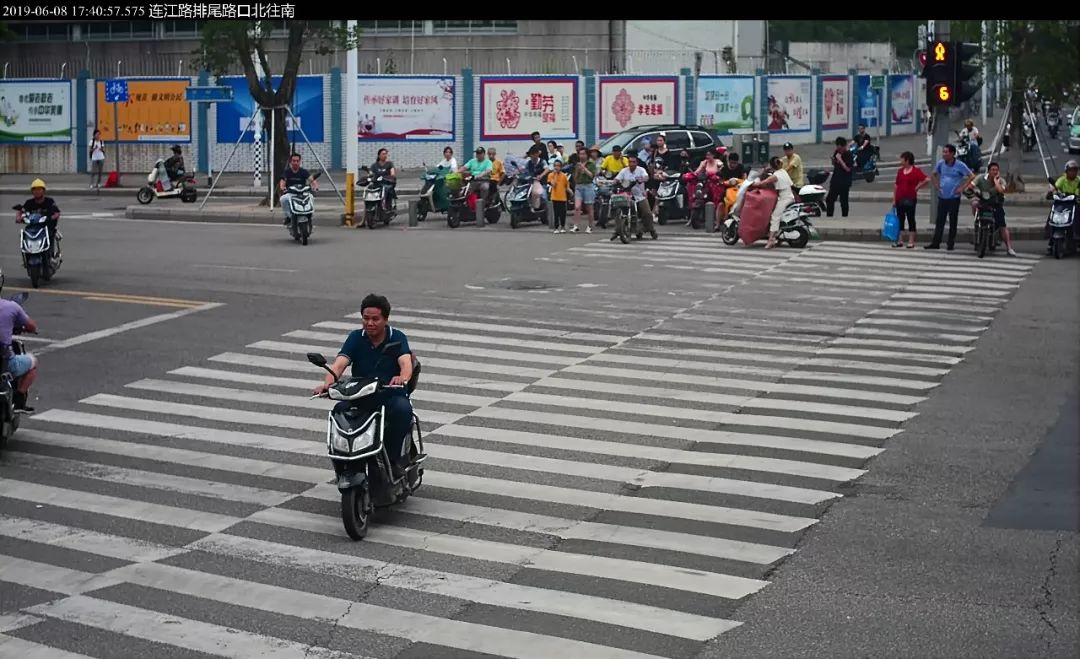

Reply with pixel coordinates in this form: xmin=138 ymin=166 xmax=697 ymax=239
xmin=306 ymin=352 xmax=327 ymax=367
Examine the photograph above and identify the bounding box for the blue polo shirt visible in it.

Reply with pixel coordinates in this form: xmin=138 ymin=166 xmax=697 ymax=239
xmin=337 ymin=326 xmax=412 ymax=382
xmin=934 ymin=158 xmax=973 ymax=200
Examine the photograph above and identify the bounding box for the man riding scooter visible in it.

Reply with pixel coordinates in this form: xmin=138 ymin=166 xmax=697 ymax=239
xmin=0 ymin=278 xmax=39 ymax=412
xmin=164 ymin=144 xmax=186 ymax=186
xmin=458 ymin=146 xmax=495 ymax=220
xmin=15 ymin=179 xmax=61 ymax=261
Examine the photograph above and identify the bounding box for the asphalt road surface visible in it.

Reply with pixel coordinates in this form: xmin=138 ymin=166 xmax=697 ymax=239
xmin=0 ymin=213 xmax=1076 ymax=658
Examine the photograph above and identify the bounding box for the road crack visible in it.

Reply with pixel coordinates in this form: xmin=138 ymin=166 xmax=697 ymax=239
xmin=1035 ymin=537 xmax=1063 ymax=645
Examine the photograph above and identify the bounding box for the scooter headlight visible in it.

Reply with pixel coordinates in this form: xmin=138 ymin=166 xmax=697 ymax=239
xmin=331 ymin=431 xmax=351 ymax=453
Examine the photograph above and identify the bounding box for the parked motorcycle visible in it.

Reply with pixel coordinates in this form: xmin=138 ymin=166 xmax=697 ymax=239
xmin=358 ymin=171 xmax=397 ymax=229
xmin=136 ymin=158 xmax=197 ymax=204
xmin=283 ymin=171 xmax=321 ymax=245
xmin=447 ymin=175 xmax=503 ymax=228
xmin=11 ymin=204 xmax=61 ymax=288
xmin=416 ymin=165 xmax=450 ymax=222
xmin=0 ymin=287 xmax=31 ymax=455
xmin=1045 ymin=181 xmax=1076 ymax=259
xmin=307 ymin=351 xmax=426 ymax=540
xmin=506 ymin=174 xmax=550 ymax=229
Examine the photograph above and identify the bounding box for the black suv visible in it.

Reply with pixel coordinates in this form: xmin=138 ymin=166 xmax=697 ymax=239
xmin=595 ymin=124 xmax=726 ymax=166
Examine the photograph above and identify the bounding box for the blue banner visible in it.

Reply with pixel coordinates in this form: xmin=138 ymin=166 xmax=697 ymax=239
xmin=216 ymin=75 xmax=324 ymax=143
xmin=855 ymin=75 xmax=882 ymax=129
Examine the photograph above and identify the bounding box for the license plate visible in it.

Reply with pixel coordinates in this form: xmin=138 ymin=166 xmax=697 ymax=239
xmin=365 ymin=191 xmax=381 ymax=201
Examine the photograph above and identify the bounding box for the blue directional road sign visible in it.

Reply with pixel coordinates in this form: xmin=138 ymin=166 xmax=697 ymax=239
xmin=104 ymin=79 xmax=129 ymax=103
xmin=185 ymin=86 xmax=234 ymax=103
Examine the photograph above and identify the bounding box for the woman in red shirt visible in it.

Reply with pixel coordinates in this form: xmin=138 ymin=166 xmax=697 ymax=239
xmin=892 ymin=151 xmax=930 ymax=248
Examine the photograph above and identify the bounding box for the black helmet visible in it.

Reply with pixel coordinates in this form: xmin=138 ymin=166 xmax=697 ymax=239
xmin=171 ymin=144 xmax=182 ymax=154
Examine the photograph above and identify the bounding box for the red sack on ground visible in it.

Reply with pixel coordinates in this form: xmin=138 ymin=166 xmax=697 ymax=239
xmin=739 ymin=187 xmax=777 ymax=245
xmin=104 ymin=171 xmax=120 ymax=188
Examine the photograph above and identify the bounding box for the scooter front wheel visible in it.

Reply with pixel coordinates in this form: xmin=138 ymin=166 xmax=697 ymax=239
xmin=136 ymin=187 xmax=154 ymax=204
xmin=721 ymin=220 xmax=739 ymax=245
xmin=341 ymin=484 xmax=372 ymax=540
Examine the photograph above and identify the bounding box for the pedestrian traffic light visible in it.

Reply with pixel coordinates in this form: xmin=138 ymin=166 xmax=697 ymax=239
xmin=953 ymin=42 xmax=982 ymax=105
xmin=923 ymin=40 xmax=954 ymax=107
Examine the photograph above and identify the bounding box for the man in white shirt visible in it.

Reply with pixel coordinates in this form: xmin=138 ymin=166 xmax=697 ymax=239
xmin=751 ymin=156 xmax=796 ymax=249
xmin=612 ymin=151 xmax=658 ymax=240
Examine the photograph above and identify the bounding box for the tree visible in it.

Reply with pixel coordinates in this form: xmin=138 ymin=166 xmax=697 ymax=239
xmin=195 ymin=21 xmax=361 ymax=197
xmin=952 ymin=20 xmax=1080 ymax=191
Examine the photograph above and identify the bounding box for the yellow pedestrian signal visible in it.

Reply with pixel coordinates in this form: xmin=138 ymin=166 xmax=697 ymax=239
xmin=934 ymin=42 xmax=947 ymax=62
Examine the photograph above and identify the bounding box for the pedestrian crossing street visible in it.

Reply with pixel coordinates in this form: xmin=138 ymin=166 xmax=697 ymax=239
xmin=0 ymin=238 xmax=1039 ymax=658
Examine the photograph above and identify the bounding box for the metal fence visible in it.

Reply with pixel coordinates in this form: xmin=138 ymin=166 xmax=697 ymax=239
xmin=1 ymin=47 xmax=914 ymax=80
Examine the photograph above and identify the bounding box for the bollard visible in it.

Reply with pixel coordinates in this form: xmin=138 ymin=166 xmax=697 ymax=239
xmin=475 ymin=193 xmax=486 ymax=229
xmin=343 ymin=172 xmax=355 ymax=227
xmin=546 ymin=201 xmax=554 ymax=230
xmin=407 ymin=199 xmax=418 ymax=227
xmin=704 ymin=202 xmax=715 ymax=233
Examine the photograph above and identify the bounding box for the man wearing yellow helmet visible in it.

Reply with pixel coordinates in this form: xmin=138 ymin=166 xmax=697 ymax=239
xmin=15 ymin=179 xmax=61 ymax=260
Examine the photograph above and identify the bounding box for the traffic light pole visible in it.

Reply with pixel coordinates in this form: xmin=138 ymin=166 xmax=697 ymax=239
xmin=928 ymin=20 xmax=950 ymax=228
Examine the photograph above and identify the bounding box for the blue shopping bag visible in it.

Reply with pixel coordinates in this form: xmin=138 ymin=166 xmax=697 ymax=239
xmin=881 ymin=207 xmax=900 ymax=242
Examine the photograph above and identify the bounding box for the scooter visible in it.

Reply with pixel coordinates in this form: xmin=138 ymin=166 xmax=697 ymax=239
xmin=447 ymin=175 xmax=503 ymax=228
xmin=965 ymin=187 xmax=999 ymax=259
xmin=11 ymin=204 xmax=61 ymax=289
xmin=593 ymin=174 xmax=616 ymax=229
xmin=849 ymin=141 xmax=880 ymax=182
xmin=721 ymin=174 xmax=820 ymax=249
xmin=682 ymin=171 xmax=721 ymax=230
xmin=136 ymin=158 xmax=197 ymax=204
xmin=358 ymin=171 xmax=397 ymax=229
xmin=1047 ymin=110 xmax=1061 ymax=140
xmin=283 ymin=170 xmax=321 ymax=245
xmin=0 ymin=286 xmax=31 ymax=455
xmin=506 ymin=173 xmax=550 ymax=229
xmin=956 ymin=133 xmax=982 ymax=173
xmin=307 ymin=351 xmax=426 ymax=540
xmin=609 ymin=179 xmax=648 ymax=244
xmin=416 ymin=165 xmax=450 ymax=222
xmin=1045 ymin=182 xmax=1076 ymax=259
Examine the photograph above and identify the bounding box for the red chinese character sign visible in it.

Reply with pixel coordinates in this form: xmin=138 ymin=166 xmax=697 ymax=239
xmin=598 ymin=77 xmax=678 ymax=138
xmin=765 ymin=76 xmax=813 ymax=133
xmin=480 ymin=77 xmax=578 ymax=140
xmin=357 ymin=76 xmax=455 ymax=141
xmin=820 ymin=76 xmax=850 ymax=130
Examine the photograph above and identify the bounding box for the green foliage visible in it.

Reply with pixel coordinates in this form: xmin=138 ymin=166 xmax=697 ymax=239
xmin=0 ymin=21 xmax=14 ymax=42
xmin=192 ymin=20 xmax=361 ymax=196
xmin=952 ymin=20 xmax=1080 ymax=103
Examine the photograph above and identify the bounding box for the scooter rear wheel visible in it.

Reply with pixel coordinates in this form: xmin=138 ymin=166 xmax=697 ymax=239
xmin=788 ymin=226 xmax=810 ymax=249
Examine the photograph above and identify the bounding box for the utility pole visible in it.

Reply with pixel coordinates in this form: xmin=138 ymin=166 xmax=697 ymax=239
xmin=928 ymin=19 xmax=949 ymax=228
xmin=345 ymin=19 xmax=359 ymax=226
xmin=980 ymin=20 xmax=989 ymax=124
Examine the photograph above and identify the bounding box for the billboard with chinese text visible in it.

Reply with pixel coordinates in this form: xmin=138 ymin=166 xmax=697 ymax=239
xmin=479 ymin=76 xmax=578 ymax=140
xmin=95 ymin=78 xmax=191 ymax=142
xmin=766 ymin=76 xmax=813 ymax=133
xmin=694 ymin=76 xmax=755 ymax=133
xmin=598 ymin=77 xmax=678 ymax=137
xmin=0 ymin=80 xmax=71 ymax=143
xmin=357 ymin=76 xmax=455 ymax=141
xmin=821 ymin=76 xmax=850 ymax=130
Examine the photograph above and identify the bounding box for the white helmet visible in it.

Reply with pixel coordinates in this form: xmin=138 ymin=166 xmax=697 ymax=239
xmin=1066 ymin=160 xmax=1079 ymax=171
